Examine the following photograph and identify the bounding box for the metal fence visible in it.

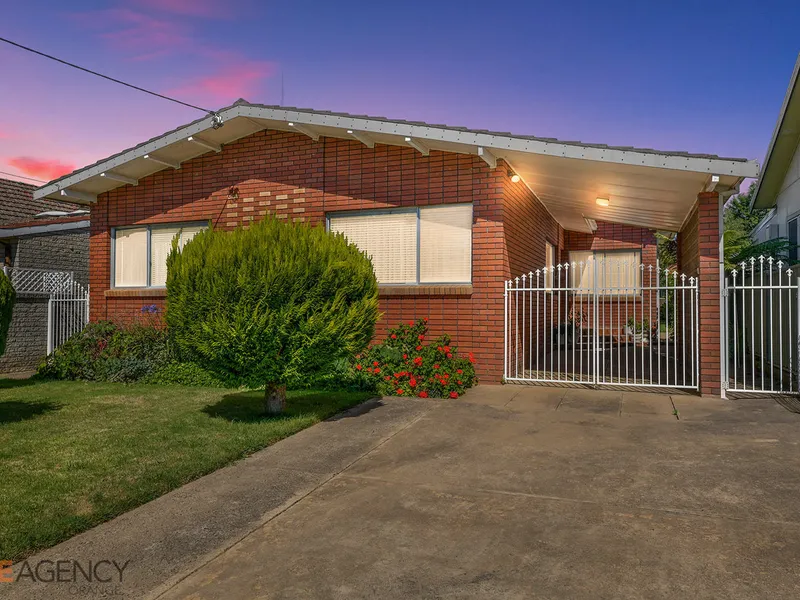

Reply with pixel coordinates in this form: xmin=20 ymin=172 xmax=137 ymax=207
xmin=2 ymin=266 xmax=89 ymax=353
xmin=723 ymin=257 xmax=799 ymax=394
xmin=504 ymin=259 xmax=699 ymax=390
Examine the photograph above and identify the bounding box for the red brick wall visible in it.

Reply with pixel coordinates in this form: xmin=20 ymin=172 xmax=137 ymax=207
xmin=91 ymin=129 xmax=563 ymax=381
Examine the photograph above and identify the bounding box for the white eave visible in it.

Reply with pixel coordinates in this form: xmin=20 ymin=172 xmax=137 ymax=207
xmin=0 ymin=219 xmax=89 ymax=238
xmin=34 ymin=102 xmax=760 ymax=233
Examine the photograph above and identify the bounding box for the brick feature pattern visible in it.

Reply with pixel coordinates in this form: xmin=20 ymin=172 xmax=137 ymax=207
xmin=678 ymin=192 xmax=720 ymax=396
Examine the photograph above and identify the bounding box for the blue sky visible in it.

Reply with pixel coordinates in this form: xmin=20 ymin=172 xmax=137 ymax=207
xmin=1 ymin=0 xmax=797 ymax=182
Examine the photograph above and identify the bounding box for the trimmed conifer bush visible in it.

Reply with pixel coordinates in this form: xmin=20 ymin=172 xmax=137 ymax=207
xmin=165 ymin=218 xmax=379 ymax=413
xmin=0 ymin=269 xmax=15 ymax=356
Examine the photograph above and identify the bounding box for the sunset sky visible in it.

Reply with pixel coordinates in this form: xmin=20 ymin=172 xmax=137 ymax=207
xmin=1 ymin=0 xmax=798 ymax=185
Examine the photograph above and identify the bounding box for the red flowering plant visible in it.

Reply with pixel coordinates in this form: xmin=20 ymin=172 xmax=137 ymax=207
xmin=352 ymin=318 xmax=477 ymax=398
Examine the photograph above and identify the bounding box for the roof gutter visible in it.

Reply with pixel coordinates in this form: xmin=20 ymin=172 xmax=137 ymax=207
xmin=0 ymin=219 xmax=89 ymax=238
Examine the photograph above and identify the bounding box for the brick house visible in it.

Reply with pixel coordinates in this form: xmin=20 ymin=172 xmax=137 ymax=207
xmin=32 ymin=101 xmax=757 ymax=394
xmin=0 ymin=177 xmax=90 ymax=372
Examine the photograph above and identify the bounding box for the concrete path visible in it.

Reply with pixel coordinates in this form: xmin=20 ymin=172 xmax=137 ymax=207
xmin=9 ymin=386 xmax=800 ymax=599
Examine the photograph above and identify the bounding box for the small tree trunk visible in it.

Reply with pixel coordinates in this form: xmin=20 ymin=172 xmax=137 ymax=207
xmin=265 ymin=383 xmax=286 ymax=415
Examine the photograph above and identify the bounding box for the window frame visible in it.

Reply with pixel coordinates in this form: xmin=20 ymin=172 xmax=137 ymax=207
xmin=110 ymin=221 xmax=209 ymax=289
xmin=568 ymin=248 xmax=643 ymax=298
xmin=326 ymin=204 xmax=473 ymax=286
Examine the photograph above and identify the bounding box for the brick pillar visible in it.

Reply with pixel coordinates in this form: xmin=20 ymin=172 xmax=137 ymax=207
xmin=679 ymin=191 xmax=721 ymax=396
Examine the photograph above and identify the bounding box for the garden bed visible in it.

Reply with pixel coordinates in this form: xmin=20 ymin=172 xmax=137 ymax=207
xmin=0 ymin=379 xmax=372 ymax=560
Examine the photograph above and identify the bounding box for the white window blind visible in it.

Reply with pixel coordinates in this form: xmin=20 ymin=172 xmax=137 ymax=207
xmin=149 ymin=228 xmax=179 ymax=287
xmin=545 ymin=242 xmax=556 ymax=288
xmin=329 ymin=212 xmax=418 ymax=283
xmin=419 ymin=205 xmax=472 ymax=283
xmin=570 ymin=250 xmax=640 ymax=295
xmin=114 ymin=228 xmax=148 ymax=287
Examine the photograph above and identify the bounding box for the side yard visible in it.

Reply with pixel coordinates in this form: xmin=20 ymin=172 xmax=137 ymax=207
xmin=0 ymin=379 xmax=372 ymax=561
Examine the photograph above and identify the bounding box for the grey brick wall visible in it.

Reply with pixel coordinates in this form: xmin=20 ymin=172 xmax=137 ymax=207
xmin=0 ymin=227 xmax=89 ymax=373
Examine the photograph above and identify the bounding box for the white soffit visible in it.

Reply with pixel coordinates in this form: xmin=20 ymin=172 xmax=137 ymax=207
xmin=33 ymin=102 xmax=759 ymax=232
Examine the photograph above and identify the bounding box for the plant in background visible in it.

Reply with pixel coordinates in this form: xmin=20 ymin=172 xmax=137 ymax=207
xmin=353 ymin=318 xmax=477 ymax=398
xmin=0 ymin=270 xmax=15 ymax=356
xmin=166 ymin=218 xmax=379 ymax=414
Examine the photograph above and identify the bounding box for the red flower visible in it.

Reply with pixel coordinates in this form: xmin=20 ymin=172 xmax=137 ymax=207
xmin=423 ymin=317 xmax=428 ymax=322
xmin=457 ymin=369 xmax=463 ymax=374
xmin=366 ymin=367 xmax=372 ymax=373
xmin=418 ymin=334 xmax=425 ymax=341
xmin=437 ymin=346 xmax=443 ymax=352
xmin=433 ymin=364 xmax=440 ymax=370
xmin=403 ymin=353 xmax=408 ymax=359
xmin=373 ymin=361 xmax=379 ymax=367
xmin=374 ymin=367 xmax=381 ymax=374
xmin=409 ymin=321 xmax=414 ymax=326
xmin=416 ymin=345 xmax=422 ymax=351
xmin=396 ymin=388 xmax=404 ymax=395
xmin=356 ymin=364 xmax=363 ymax=371
xmin=418 ymin=390 xmax=429 ymax=398
xmin=457 ymin=380 xmax=463 ymax=385
xmin=391 ymin=334 xmax=397 ymax=340
xmin=468 ymin=352 xmax=475 ymax=363
xmin=446 ymin=352 xmax=453 ymax=359
xmin=443 ymin=345 xmax=451 ymax=353
xmin=409 ymin=377 xmax=417 ymax=388
xmin=413 ymin=356 xmax=423 ymax=366
xmin=385 ymin=376 xmax=391 ymax=381
xmin=449 ymin=391 xmax=459 ymax=399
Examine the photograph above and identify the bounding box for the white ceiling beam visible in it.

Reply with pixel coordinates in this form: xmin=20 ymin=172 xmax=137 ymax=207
xmin=100 ymin=171 xmax=138 ymax=186
xmin=404 ymin=136 xmax=429 ymax=156
xmin=143 ymin=154 xmax=180 ymax=169
xmin=60 ymin=189 xmax=96 ymax=203
xmin=287 ymin=122 xmax=319 ymax=141
xmin=477 ymin=146 xmax=497 ymax=168
xmin=187 ymin=135 xmax=222 ymax=153
xmin=347 ymin=129 xmax=375 ymax=148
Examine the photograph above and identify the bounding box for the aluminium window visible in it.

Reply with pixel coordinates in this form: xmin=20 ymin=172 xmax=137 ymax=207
xmin=112 ymin=222 xmax=207 ymax=288
xmin=328 ymin=204 xmax=472 ymax=284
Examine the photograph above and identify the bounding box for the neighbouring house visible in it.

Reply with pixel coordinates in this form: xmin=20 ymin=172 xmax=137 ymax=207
xmin=751 ymin=54 xmax=800 ymax=251
xmin=32 ymin=99 xmax=758 ymax=395
xmin=0 ymin=177 xmax=90 ymax=372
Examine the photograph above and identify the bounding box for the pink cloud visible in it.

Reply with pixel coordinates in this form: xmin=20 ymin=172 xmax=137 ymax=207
xmin=72 ymin=8 xmax=191 ymax=61
xmin=0 ymin=128 xmax=13 ymax=140
xmin=133 ymin=0 xmax=225 ymax=18
xmin=168 ymin=60 xmax=276 ymax=104
xmin=8 ymin=157 xmax=76 ymax=181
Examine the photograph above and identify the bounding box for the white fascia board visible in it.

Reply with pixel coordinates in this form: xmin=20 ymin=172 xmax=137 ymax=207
xmin=0 ymin=220 xmax=90 ymax=238
xmin=234 ymin=105 xmax=760 ymax=178
xmin=33 ymin=113 xmax=222 ymax=200
xmin=33 ymin=105 xmax=760 ymax=202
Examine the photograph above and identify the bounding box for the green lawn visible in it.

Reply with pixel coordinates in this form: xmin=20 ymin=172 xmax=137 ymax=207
xmin=0 ymin=379 xmax=373 ymax=561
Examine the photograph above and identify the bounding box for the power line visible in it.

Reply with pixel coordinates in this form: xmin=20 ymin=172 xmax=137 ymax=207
xmin=0 ymin=36 xmax=217 ymax=116
xmin=0 ymin=170 xmax=47 ymax=183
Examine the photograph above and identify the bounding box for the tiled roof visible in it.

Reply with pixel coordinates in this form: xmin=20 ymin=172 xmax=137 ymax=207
xmin=0 ymin=178 xmax=82 ymax=226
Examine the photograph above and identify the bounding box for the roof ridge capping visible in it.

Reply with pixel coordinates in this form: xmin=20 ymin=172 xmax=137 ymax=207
xmin=33 ymin=101 xmax=759 ymax=201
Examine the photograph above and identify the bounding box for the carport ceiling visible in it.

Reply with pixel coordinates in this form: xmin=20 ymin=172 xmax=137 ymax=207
xmin=34 ymin=100 xmax=759 ymax=233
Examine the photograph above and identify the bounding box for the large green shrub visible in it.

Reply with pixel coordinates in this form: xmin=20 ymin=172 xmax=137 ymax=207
xmin=166 ymin=218 xmax=379 ymax=411
xmin=0 ymin=270 xmax=15 ymax=355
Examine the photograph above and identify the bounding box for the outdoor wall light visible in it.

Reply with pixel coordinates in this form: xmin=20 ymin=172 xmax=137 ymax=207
xmin=508 ymin=171 xmax=521 ymax=183
xmin=595 ymin=197 xmax=610 ymax=207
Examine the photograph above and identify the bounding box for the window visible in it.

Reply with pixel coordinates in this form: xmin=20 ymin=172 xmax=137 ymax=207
xmin=328 ymin=204 xmax=472 ymax=284
xmin=113 ymin=223 xmax=207 ymax=287
xmin=569 ymin=249 xmax=641 ymax=295
xmin=545 ymin=241 xmax=556 ymax=288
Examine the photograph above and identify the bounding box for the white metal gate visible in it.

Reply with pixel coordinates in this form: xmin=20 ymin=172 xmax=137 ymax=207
xmin=3 ymin=266 xmax=89 ymax=354
xmin=723 ymin=257 xmax=799 ymax=394
xmin=504 ymin=258 xmax=699 ymax=390
xmin=47 ymin=280 xmax=90 ymax=354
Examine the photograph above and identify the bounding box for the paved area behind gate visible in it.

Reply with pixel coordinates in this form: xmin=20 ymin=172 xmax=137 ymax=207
xmin=9 ymin=385 xmax=800 ymax=599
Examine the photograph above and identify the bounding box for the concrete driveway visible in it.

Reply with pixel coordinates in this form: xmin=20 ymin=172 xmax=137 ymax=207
xmin=9 ymin=386 xmax=800 ymax=599
xmin=161 ymin=386 xmax=800 ymax=599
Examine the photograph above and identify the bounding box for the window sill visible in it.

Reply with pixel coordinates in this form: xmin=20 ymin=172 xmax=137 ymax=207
xmin=379 ymin=285 xmax=473 ymax=297
xmin=105 ymin=288 xmax=168 ymax=298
